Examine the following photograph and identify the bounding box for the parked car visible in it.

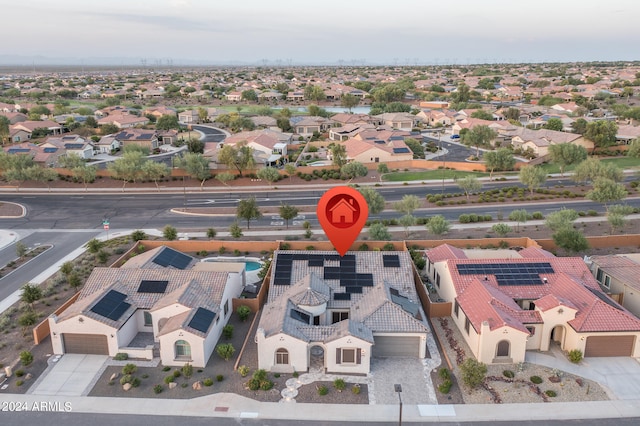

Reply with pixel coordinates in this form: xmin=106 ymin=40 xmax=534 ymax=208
xmin=451 ymin=134 xmax=460 ymax=139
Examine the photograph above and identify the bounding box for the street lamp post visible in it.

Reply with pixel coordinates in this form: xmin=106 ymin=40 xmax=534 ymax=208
xmin=394 ymin=384 xmax=403 ymax=426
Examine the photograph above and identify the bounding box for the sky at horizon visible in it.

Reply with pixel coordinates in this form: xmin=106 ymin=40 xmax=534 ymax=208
xmin=1 ymin=0 xmax=639 ymax=65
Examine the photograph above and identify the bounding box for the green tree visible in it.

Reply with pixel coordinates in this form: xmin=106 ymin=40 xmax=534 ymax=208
xmin=187 ymin=138 xmax=205 ymax=154
xmin=229 ymin=222 xmax=243 ymax=238
xmin=482 ymin=148 xmax=515 ymax=180
xmin=284 ymin=163 xmax=296 ymax=181
xmin=357 ymin=187 xmax=385 ymax=214
xmin=398 ymin=214 xmax=416 ymax=237
xmin=60 ymin=261 xmax=74 ymax=277
xmin=0 ymin=115 xmax=10 ymax=145
xmin=462 ymin=125 xmax=497 ymax=157
xmin=547 ymin=143 xmax=587 ymax=176
xmin=426 ymin=215 xmax=450 ymax=236
xmin=607 ymin=204 xmax=634 ymax=234
xmin=108 ymin=150 xmax=146 ymax=190
xmin=256 ymin=167 xmax=280 ymax=186
xmin=340 ymin=161 xmax=367 ymax=181
xmin=394 ymin=194 xmax=420 ymax=215
xmin=130 ymin=230 xmax=147 ymax=241
xmin=509 ymin=209 xmax=529 ymax=232
xmin=15 ymin=241 xmax=27 ymax=257
xmin=470 ymin=110 xmax=493 ymax=120
xmin=198 ymin=107 xmax=208 ymax=123
xmin=519 ymin=165 xmax=547 ymax=195
xmin=340 ymin=93 xmax=360 ymax=113
xmin=585 ymin=120 xmax=618 ymax=150
xmin=572 ymin=157 xmax=623 ymax=184
xmin=627 ymin=138 xmax=640 ymax=158
xmin=20 ymin=283 xmax=42 ymax=310
xmin=0 ymin=153 xmax=35 ymax=190
xmin=216 ymin=343 xmax=235 ymax=361
xmin=279 ymin=203 xmax=299 ymax=229
xmin=545 ymin=208 xmax=579 ymax=232
xmin=237 ymin=196 xmax=262 ymax=229
xmin=206 ymin=228 xmax=217 ymax=239
xmin=26 ymin=165 xmax=58 ymax=191
xmin=491 ymin=223 xmax=512 ymax=237
xmin=404 ymin=138 xmax=425 ymax=159
xmin=174 ymin=152 xmax=211 ymax=188
xmin=241 ymin=89 xmax=257 ymax=102
xmin=86 ymin=238 xmax=103 ymax=254
xmin=586 ymin=177 xmax=627 ymax=209
xmin=553 ymin=228 xmax=589 ymax=253
xmin=163 ymin=225 xmax=178 ymax=241
xmin=330 ymin=143 xmax=347 ymax=167
xmin=216 ymin=172 xmax=235 ymax=186
xmin=571 ymin=118 xmax=588 ymax=135
xmin=543 ymin=118 xmax=564 ymax=131
xmin=368 ymin=222 xmax=391 ymax=240
xmin=217 ymin=142 xmax=255 ymax=177
xmin=451 ymin=83 xmax=471 ymax=104
xmin=141 ymin=160 xmax=170 ymax=190
xmin=304 ymin=85 xmax=325 ymax=102
xmin=156 ymin=114 xmax=179 ymax=130
xmin=456 ymin=175 xmax=482 ymax=200
xmin=72 ymin=164 xmax=97 ymax=190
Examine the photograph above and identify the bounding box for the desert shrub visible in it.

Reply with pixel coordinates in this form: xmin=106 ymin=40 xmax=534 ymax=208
xmin=351 ymin=384 xmax=361 ymax=394
xmin=15 ymin=369 xmax=24 ymax=377
xmin=114 ymin=353 xmax=128 ymax=361
xmin=260 ymin=380 xmax=273 ymax=390
xmin=223 ymin=324 xmax=234 ymax=339
xmin=182 ymin=363 xmax=193 ymax=379
xmin=460 ymin=358 xmax=487 ymax=389
xmin=317 ymin=385 xmax=329 ymax=396
xmin=153 ymin=384 xmax=163 ymax=394
xmin=203 ymin=378 xmax=214 ymax=386
xmin=238 ymin=365 xmax=250 ymax=377
xmin=16 ymin=380 xmax=24 ymax=386
xmin=122 ymin=363 xmax=137 ymax=375
xmin=237 ymin=305 xmax=251 ymax=321
xmin=216 ymin=343 xmax=235 ymax=361
xmin=173 ymin=370 xmax=181 ymax=378
xmin=568 ymin=349 xmax=583 ymax=364
xmin=438 ymin=380 xmax=452 ymax=394
xmin=120 ymin=375 xmax=133 ymax=385
xmin=530 ymin=375 xmax=543 ymax=384
xmin=216 ymin=374 xmax=224 ymax=382
xmin=131 ymin=377 xmax=141 ymax=387
xmin=503 ymin=370 xmax=515 ymax=378
xmin=141 ymin=374 xmax=149 ymax=379
xmin=333 ymin=378 xmax=346 ymax=391
xmin=162 ymin=366 xmax=171 ymax=372
xmin=164 ymin=375 xmax=174 ymax=384
xmin=545 ymin=390 xmax=557 ymax=397
xmin=19 ymin=351 xmax=33 ymax=366
xmin=438 ymin=368 xmax=451 ymax=380
xmin=531 ymin=211 xmax=544 ymax=220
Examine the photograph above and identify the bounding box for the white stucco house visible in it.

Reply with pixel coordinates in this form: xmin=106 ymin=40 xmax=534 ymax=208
xmin=48 ymin=246 xmax=245 ymax=367
xmin=425 ymin=244 xmax=640 ymax=364
xmin=256 ymin=251 xmax=429 ymax=374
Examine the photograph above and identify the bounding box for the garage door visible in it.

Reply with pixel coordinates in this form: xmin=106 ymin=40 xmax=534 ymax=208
xmin=585 ymin=336 xmax=635 ymax=357
xmin=62 ymin=333 xmax=109 ymax=355
xmin=372 ymin=336 xmax=421 ymax=357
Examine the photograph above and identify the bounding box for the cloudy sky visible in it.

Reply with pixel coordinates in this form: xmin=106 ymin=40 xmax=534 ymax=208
xmin=1 ymin=0 xmax=638 ymax=65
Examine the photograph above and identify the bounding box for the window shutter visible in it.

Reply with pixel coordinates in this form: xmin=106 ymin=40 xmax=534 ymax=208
xmin=356 ymin=349 xmax=362 ymax=365
xmin=336 ymin=348 xmax=341 ymax=364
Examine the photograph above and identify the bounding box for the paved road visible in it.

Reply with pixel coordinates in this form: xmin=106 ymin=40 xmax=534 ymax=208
xmin=0 ymin=231 xmax=99 ymax=302
xmin=192 ymin=124 xmax=226 ymax=142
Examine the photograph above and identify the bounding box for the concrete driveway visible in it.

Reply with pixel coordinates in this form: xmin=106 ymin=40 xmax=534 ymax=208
xmin=30 ymin=354 xmax=107 ymax=396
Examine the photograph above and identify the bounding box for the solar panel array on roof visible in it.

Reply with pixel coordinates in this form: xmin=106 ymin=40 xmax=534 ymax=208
xmin=333 ymin=292 xmax=351 ymax=301
xmin=456 ymin=262 xmax=554 ymax=286
xmin=290 ymin=308 xmax=311 ymax=323
xmin=152 ymin=247 xmax=192 ymax=269
xmin=90 ymin=290 xmax=131 ymax=321
xmin=383 ymin=254 xmax=401 ymax=268
xmin=43 ymin=147 xmax=58 ymax=153
xmin=587 ymin=287 xmax=622 ymax=310
xmin=8 ymin=148 xmax=31 ymax=153
xmin=64 ymin=143 xmax=85 ymax=149
xmin=374 ymin=140 xmax=386 ymax=144
xmin=137 ymin=280 xmax=169 ymax=294
xmin=188 ymin=307 xmax=216 ymax=333
xmin=390 ymin=136 xmax=405 ymax=141
xmin=274 ymin=253 xmax=345 ymax=285
xmin=393 ymin=147 xmax=411 ymax=154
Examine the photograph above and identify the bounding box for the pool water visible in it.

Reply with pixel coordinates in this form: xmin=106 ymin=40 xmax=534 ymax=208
xmin=245 ymin=261 xmax=262 ymax=271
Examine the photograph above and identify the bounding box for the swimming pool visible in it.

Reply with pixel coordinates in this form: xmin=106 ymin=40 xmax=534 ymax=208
xmin=201 ymin=257 xmax=264 ymax=271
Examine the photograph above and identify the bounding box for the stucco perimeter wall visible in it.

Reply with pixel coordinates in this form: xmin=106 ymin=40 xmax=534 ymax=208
xmin=140 ymin=240 xmax=280 ymax=253
xmin=538 ymin=234 xmax=640 ymax=251
xmin=407 ymin=237 xmax=541 ymax=250
xmin=33 ymin=292 xmax=80 ymax=344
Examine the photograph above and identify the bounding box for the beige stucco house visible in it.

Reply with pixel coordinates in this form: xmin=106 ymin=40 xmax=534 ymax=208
xmin=256 ymin=251 xmax=429 ymax=374
xmin=588 ymin=254 xmax=640 ymax=319
xmin=49 ymin=246 xmax=245 ymax=368
xmin=506 ymin=127 xmax=593 ymax=157
xmin=425 ymin=244 xmax=640 ymax=364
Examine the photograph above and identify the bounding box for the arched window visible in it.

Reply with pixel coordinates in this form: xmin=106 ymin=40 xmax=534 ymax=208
xmin=496 ymin=340 xmax=510 ymax=357
xmin=275 ymin=348 xmax=289 ymax=365
xmin=175 ymin=340 xmax=191 ymax=359
xmin=143 ymin=311 xmax=152 ymax=326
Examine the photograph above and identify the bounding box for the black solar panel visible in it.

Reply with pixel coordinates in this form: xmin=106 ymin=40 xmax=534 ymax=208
xmin=90 ymin=290 xmax=131 ymax=321
xmin=333 ymin=293 xmax=351 ymax=301
xmin=152 ymin=247 xmax=192 ymax=269
xmin=324 ymin=267 xmax=341 ymax=280
xmin=587 ymin=287 xmax=622 ymax=311
xmin=308 ymin=258 xmax=324 ymax=267
xmin=188 ymin=307 xmax=216 ymax=333
xmin=456 ymin=262 xmax=554 ymax=286
xmin=383 ymin=255 xmax=401 ymax=268
xmin=345 ymin=286 xmax=363 ymax=294
xmin=137 ymin=280 xmax=169 ymax=293
xmin=290 ymin=309 xmax=311 ymax=323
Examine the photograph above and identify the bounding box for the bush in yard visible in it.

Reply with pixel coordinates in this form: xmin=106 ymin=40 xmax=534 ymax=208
xmin=351 ymin=384 xmax=361 ymax=394
xmin=238 ymin=365 xmax=250 ymax=377
xmin=438 ymin=368 xmax=451 ymax=380
xmin=216 ymin=374 xmax=224 ymax=382
xmin=530 ymin=375 xmax=543 ymax=384
xmin=15 ymin=369 xmax=24 ymax=377
xmin=545 ymin=390 xmax=557 ymax=397
xmin=568 ymin=349 xmax=583 ymax=364
xmin=131 ymin=230 xmax=147 ymax=241
xmin=114 ymin=353 xmax=129 ymax=361
xmin=203 ymin=378 xmax=214 ymax=386
xmin=237 ymin=305 xmax=251 ymax=321
xmin=162 ymin=366 xmax=171 ymax=372
xmin=16 ymin=380 xmax=24 ymax=386
xmin=130 ymin=377 xmax=141 ymax=387
xmin=460 ymin=358 xmax=487 ymax=389
xmin=216 ymin=343 xmax=235 ymax=361
xmin=120 ymin=375 xmax=133 ymax=385
xmin=503 ymin=370 xmax=515 ymax=378
xmin=122 ymin=363 xmax=137 ymax=375
xmin=438 ymin=380 xmax=452 ymax=394
xmin=164 ymin=375 xmax=175 ymax=384
xmin=153 ymin=384 xmax=163 ymax=394
xmin=182 ymin=363 xmax=193 ymax=379
xmin=317 ymin=385 xmax=329 ymax=396
xmin=223 ymin=324 xmax=234 ymax=339
xmin=19 ymin=351 xmax=33 ymax=366
xmin=333 ymin=378 xmax=346 ymax=392
xmin=173 ymin=370 xmax=181 ymax=378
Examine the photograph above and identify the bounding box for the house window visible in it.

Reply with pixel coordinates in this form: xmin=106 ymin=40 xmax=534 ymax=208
xmin=143 ymin=311 xmax=152 ymax=327
xmin=336 ymin=348 xmax=361 ymax=365
xmin=454 ymin=301 xmax=459 ymax=317
xmin=332 ymin=311 xmax=349 ymax=324
xmin=174 ymin=340 xmax=191 ymax=360
xmin=596 ymin=268 xmax=604 ymax=283
xmin=464 ymin=317 xmax=471 ymax=334
xmin=604 ymin=275 xmax=611 ymax=289
xmin=275 ymin=348 xmax=289 ymax=365
xmin=436 ymin=274 xmax=440 ymax=288
xmin=224 ymin=300 xmax=230 ymax=316
xmin=526 ymin=326 xmax=535 ymax=336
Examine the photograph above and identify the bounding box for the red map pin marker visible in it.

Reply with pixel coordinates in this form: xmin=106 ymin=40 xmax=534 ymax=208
xmin=317 ymin=186 xmax=369 ymax=257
